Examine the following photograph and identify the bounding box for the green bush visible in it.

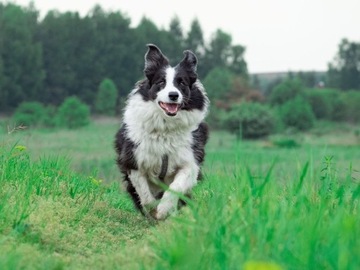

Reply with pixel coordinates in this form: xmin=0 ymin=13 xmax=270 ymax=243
xmin=203 ymin=67 xmax=234 ymax=101
xmin=322 ymin=90 xmax=360 ymax=123
xmin=223 ymin=102 xmax=275 ymax=139
xmin=278 ymin=96 xmax=315 ymax=131
xmin=57 ymin=96 xmax=90 ymax=129
xmin=269 ymin=78 xmax=304 ymax=106
xmin=95 ymin=78 xmax=118 ymax=116
xmin=13 ymin=101 xmax=46 ymax=127
xmin=341 ymin=90 xmax=360 ymax=123
xmin=42 ymin=105 xmax=58 ymax=127
xmin=272 ymin=137 xmax=301 ymax=148
xmin=304 ymin=88 xmax=338 ymax=120
xmin=206 ymin=106 xmax=227 ymax=130
xmin=331 ymin=95 xmax=348 ymax=122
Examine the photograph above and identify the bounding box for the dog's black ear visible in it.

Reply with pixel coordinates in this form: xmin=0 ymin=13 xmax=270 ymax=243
xmin=179 ymin=50 xmax=198 ymax=85
xmin=179 ymin=50 xmax=198 ymax=73
xmin=144 ymin=44 xmax=169 ymax=80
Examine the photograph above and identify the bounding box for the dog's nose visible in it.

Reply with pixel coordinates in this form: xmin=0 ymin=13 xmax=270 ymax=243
xmin=168 ymin=91 xmax=179 ymax=101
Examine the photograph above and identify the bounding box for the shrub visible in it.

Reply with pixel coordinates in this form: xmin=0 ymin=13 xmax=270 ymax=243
xmin=269 ymin=78 xmax=304 ymax=106
xmin=57 ymin=96 xmax=90 ymax=129
xmin=13 ymin=101 xmax=46 ymax=127
xmin=95 ymin=78 xmax=118 ymax=116
xmin=278 ymin=96 xmax=315 ymax=131
xmin=203 ymin=67 xmax=233 ymax=101
xmin=324 ymin=90 xmax=360 ymax=123
xmin=206 ymin=106 xmax=227 ymax=130
xmin=245 ymin=89 xmax=266 ymax=103
xmin=341 ymin=90 xmax=360 ymax=123
xmin=305 ymin=89 xmax=340 ymax=120
xmin=223 ymin=102 xmax=275 ymax=139
xmin=272 ymin=137 xmax=301 ymax=148
xmin=331 ymin=95 xmax=348 ymax=122
xmin=42 ymin=105 xmax=58 ymax=127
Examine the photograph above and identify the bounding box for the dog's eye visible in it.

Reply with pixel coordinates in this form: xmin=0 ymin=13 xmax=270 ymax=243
xmin=178 ymin=79 xmax=186 ymax=87
xmin=157 ymin=80 xmax=165 ymax=86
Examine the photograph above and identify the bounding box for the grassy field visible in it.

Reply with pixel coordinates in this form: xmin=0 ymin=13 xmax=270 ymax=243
xmin=0 ymin=118 xmax=360 ymax=269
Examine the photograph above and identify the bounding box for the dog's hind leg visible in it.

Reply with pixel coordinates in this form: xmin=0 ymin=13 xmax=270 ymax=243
xmin=155 ymin=164 xmax=199 ymax=220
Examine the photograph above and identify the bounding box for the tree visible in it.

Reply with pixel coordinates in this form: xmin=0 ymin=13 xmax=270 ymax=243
xmin=203 ymin=67 xmax=234 ymax=102
xmin=135 ymin=17 xmax=163 ymax=47
xmin=0 ymin=53 xmax=5 ymax=110
xmin=37 ymin=11 xmax=79 ymax=104
xmin=202 ymin=30 xmax=232 ymax=77
xmin=201 ymin=29 xmax=248 ymax=79
xmin=327 ymin=39 xmax=360 ymax=90
xmin=169 ymin=16 xmax=183 ymax=43
xmin=87 ymin=6 xmax=137 ymax=102
xmin=134 ymin=17 xmax=165 ymax=67
xmin=185 ymin=19 xmax=205 ymax=58
xmin=251 ymin=74 xmax=261 ymax=89
xmin=95 ymin=78 xmax=118 ymax=115
xmin=229 ymin=45 xmax=248 ymax=76
xmin=164 ymin=16 xmax=185 ymax=62
xmin=38 ymin=5 xmax=137 ymax=106
xmin=0 ymin=3 xmax=44 ymax=110
xmin=296 ymin=71 xmax=317 ymax=87
xmin=0 ymin=2 xmax=251 ymax=113
xmin=269 ymin=78 xmax=304 ymax=106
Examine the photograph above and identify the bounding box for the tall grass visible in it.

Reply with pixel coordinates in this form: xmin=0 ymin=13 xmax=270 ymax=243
xmin=149 ymin=155 xmax=360 ymax=269
xmin=0 ymin=119 xmax=359 ymax=269
xmin=0 ymin=141 xmax=151 ymax=269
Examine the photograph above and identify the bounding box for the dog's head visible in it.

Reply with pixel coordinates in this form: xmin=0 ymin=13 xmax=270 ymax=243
xmin=143 ymin=44 xmax=198 ymax=117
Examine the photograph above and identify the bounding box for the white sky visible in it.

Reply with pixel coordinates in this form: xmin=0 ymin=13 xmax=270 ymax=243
xmin=9 ymin=0 xmax=360 ymax=73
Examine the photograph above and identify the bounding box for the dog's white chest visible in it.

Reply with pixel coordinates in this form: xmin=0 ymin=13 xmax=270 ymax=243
xmin=134 ymin=132 xmax=193 ymax=178
xmin=123 ymin=93 xmax=202 ymax=179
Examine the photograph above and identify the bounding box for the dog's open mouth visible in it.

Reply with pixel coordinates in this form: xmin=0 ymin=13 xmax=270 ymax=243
xmin=159 ymin=102 xmax=180 ymax=116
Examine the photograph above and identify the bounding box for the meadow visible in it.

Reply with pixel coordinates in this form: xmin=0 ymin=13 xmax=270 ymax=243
xmin=0 ymin=118 xmax=360 ymax=270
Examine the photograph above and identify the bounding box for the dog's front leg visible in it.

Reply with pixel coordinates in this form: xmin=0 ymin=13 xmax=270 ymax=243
xmin=129 ymin=170 xmax=156 ymax=211
xmin=155 ymin=164 xmax=199 ymax=220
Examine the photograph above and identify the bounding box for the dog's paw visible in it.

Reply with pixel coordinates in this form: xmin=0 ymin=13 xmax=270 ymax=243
xmin=155 ymin=195 xmax=178 ymax=220
xmin=142 ymin=202 xmax=159 ymax=222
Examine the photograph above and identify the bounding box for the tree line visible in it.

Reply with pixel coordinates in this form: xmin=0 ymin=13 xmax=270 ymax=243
xmin=0 ymin=3 xmax=247 ymax=112
xmin=1 ymin=2 xmax=359 ymax=116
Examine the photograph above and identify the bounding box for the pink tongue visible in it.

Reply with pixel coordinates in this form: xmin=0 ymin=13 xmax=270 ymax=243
xmin=165 ymin=103 xmax=178 ymax=114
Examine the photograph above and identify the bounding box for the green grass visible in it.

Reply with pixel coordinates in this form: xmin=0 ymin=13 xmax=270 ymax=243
xmin=0 ymin=119 xmax=360 ymax=269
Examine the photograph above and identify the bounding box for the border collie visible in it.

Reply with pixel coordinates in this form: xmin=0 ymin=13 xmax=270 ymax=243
xmin=115 ymin=44 xmax=209 ymax=220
